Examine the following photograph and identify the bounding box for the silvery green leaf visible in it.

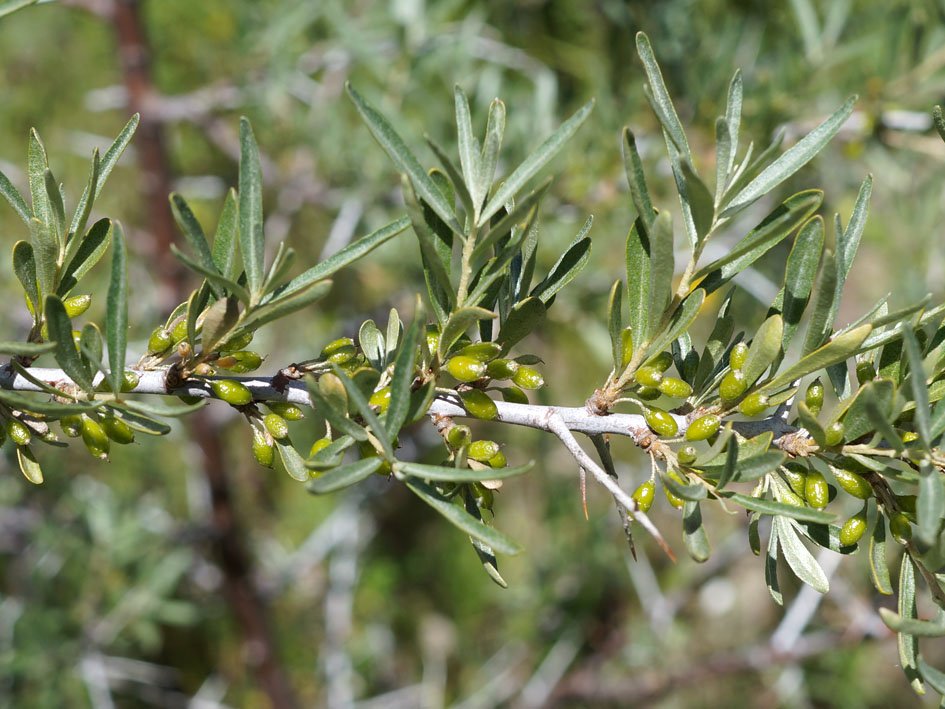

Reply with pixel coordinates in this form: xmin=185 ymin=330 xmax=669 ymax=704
xmin=607 ymin=280 xmax=625 ymax=371
xmin=44 ymin=295 xmax=93 ymax=391
xmin=621 ymin=128 xmax=655 ymax=228
xmin=358 ymin=319 xmax=385 ymax=370
xmin=646 ymin=211 xmax=674 ymax=341
xmin=0 ymin=166 xmax=30 ymax=224
xmin=308 ymin=458 xmax=382 ymax=494
xmin=529 ymin=216 xmax=593 ymax=304
xmin=766 ymin=522 xmax=783 ymax=605
xmin=58 ymin=218 xmax=112 ymax=297
xmin=478 ymin=98 xmax=506 ymax=215
xmin=396 ymin=461 xmax=533 ymax=482
xmin=385 ymin=318 xmax=419 ymax=439
xmin=238 ymin=117 xmax=265 ymax=300
xmin=16 ymin=445 xmax=42 ymax=485
xmin=105 ymin=222 xmax=127 ymax=395
xmin=742 ymin=314 xmax=782 ymax=386
xmin=898 ymin=554 xmax=925 ymax=694
xmin=454 ymin=85 xmax=481 ymax=214
xmin=496 ymin=297 xmax=545 ymax=353
xmin=775 ymin=516 xmax=829 ymax=593
xmin=636 ymin=32 xmax=690 ymax=159
xmin=683 ymin=501 xmax=711 ymax=562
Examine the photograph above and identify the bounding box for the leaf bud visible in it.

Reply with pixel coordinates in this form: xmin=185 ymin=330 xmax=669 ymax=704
xmin=459 ymin=389 xmax=498 ymax=420
xmin=211 ymin=379 xmax=253 ymax=406
xmin=805 ymin=379 xmax=824 ymax=415
xmin=737 ymin=392 xmax=770 ymax=417
xmin=658 ymin=377 xmax=692 ymax=399
xmin=889 ymin=512 xmax=912 ymax=543
xmin=620 ymin=328 xmax=634 ymax=368
xmin=446 ymin=355 xmax=486 ymax=382
xmin=644 ymin=407 xmax=678 ymax=437
xmin=498 ymin=386 xmax=528 ymax=404
xmin=719 ymin=369 xmax=748 ymax=402
xmin=264 ymin=413 xmax=289 ymax=439
xmin=511 ymin=366 xmax=543 ymax=390
xmin=686 ymin=414 xmax=720 ymax=442
xmin=838 ymin=512 xmax=868 ymax=547
xmin=729 ymin=342 xmax=748 ymax=370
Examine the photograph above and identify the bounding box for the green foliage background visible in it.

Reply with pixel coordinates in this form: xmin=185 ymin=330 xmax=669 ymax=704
xmin=1 ymin=0 xmax=944 ymax=705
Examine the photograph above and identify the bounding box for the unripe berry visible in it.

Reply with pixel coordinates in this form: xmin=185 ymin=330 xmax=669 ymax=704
xmin=686 ymin=414 xmax=720 ymax=441
xmin=620 ymin=328 xmax=633 ymax=368
xmin=102 ymin=415 xmax=135 ymax=444
xmin=804 ymin=469 xmax=829 ymax=509
xmin=719 ymin=369 xmax=748 ymax=402
xmin=805 ymin=379 xmax=825 ymax=415
xmin=832 ymin=466 xmax=872 ymax=499
xmin=446 ymin=355 xmax=486 ymax=382
xmin=120 ymin=371 xmax=140 ymax=392
xmin=645 ymin=408 xmax=678 ymax=437
xmin=635 ymin=366 xmax=663 ymax=387
xmin=779 ymin=487 xmax=806 ymax=507
xmin=632 ymin=479 xmax=655 ymax=513
xmin=6 ymin=418 xmax=30 ymax=446
xmin=729 ymin=342 xmax=748 ymax=370
xmin=458 ymin=342 xmax=502 ymax=362
xmin=499 ymin=386 xmax=529 ymax=404
xmin=446 ymin=425 xmax=472 ymax=448
xmin=646 ymin=351 xmax=674 ymax=372
xmin=473 ymin=482 xmax=494 ymax=509
xmin=63 ymin=294 xmax=92 ymax=318
xmin=368 ymin=386 xmax=391 ymax=412
xmin=896 ymin=494 xmax=917 ymax=515
xmin=219 ymin=331 xmax=254 ymax=353
xmin=737 ymin=392 xmax=770 ymax=417
xmin=855 ymin=361 xmax=875 ymax=385
xmin=212 ymin=380 xmax=253 ymax=406
xmin=901 ymin=431 xmax=919 ymax=444
xmin=267 ymin=402 xmax=305 ymax=420
xmin=358 ymin=441 xmax=392 ymax=475
xmin=320 ymin=337 xmax=357 ymax=364
xmin=309 ymin=437 xmax=331 ymax=457
xmin=658 ymin=377 xmax=692 ymax=399
xmin=147 ymin=326 xmax=172 ymax=354
xmin=264 ymin=413 xmax=289 ymax=439
xmin=80 ymin=415 xmax=110 ymax=460
xmin=171 ymin=318 xmax=189 ymax=344
xmin=637 ymin=386 xmax=660 ymax=401
xmin=486 ymin=451 xmax=507 ymax=469
xmin=824 ymin=421 xmax=844 ymax=447
xmin=485 ymin=358 xmax=518 ymax=380
xmin=460 ymin=389 xmax=498 ymax=420
xmin=781 ymin=463 xmax=808 ymax=498
xmin=468 ymin=440 xmax=500 ymax=462
xmin=511 ymin=366 xmax=543 ymax=390
xmin=425 ymin=327 xmax=440 ymax=356
xmin=215 ymin=350 xmax=262 ymax=373
xmin=60 ymin=414 xmax=83 ymax=438
xmin=677 ymin=445 xmax=698 ymax=465
xmin=838 ymin=512 xmax=868 ymax=546
xmin=889 ymin=512 xmax=913 ymax=543
xmin=663 ymin=470 xmax=685 ymax=509
xmin=253 ymin=429 xmax=274 ymax=468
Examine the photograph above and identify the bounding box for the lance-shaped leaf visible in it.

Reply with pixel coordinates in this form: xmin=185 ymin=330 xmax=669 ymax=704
xmin=721 ymin=96 xmax=856 ymax=217
xmin=69 ymin=149 xmax=99 ymax=247
xmin=530 ymin=216 xmax=593 ymax=304
xmin=645 ymin=288 xmax=705 ymax=360
xmin=478 ymin=98 xmax=594 ymax=226
xmin=607 ymin=280 xmax=625 ymax=371
xmin=44 ymin=295 xmax=93 ymax=391
xmin=496 ymin=297 xmax=545 ymax=353
xmin=622 ymin=128 xmax=655 ymax=228
xmin=775 ymin=515 xmax=829 ymax=593
xmin=385 ymin=318 xmax=420 ymax=439
xmin=305 ymin=374 xmax=368 ymax=442
xmin=28 ymin=130 xmax=51 ymax=236
xmin=58 ymin=218 xmax=112 ymax=297
xmin=661 ymin=469 xmax=707 ymax=501
xmin=646 ymin=211 xmax=674 ymax=341
xmin=464 ymin=497 xmax=508 ymax=588
xmin=680 ymin=160 xmax=714 ymax=243
xmin=308 ymin=458 xmax=383 ymax=494
xmin=869 ymin=517 xmax=893 ymax=595
xmin=105 ymin=222 xmax=127 ymax=395
xmin=919 ymin=657 xmax=945 ymax=695
xmin=777 ymin=215 xmax=824 ymax=352
xmin=359 ymin=320 xmax=385 ymax=370
xmin=742 ymin=314 xmax=782 ymax=386
xmin=239 ymin=279 xmax=332 ymax=333
xmin=331 ymin=364 xmax=392 ymax=459
xmin=722 ymin=491 xmax=835 ymax=524
xmin=425 ymin=134 xmax=474 ymax=220
xmin=472 ymin=179 xmax=551 ymax=267
xmin=903 ymin=327 xmax=931 ymax=446
xmin=171 ymin=244 xmax=250 ymax=305
xmin=90 ymin=114 xmax=139 ymax=203
xmin=636 ymin=32 xmax=690 ymax=159
xmin=403 ymin=176 xmax=455 ymax=317
xmin=107 ymin=405 xmax=171 ymax=436
xmin=454 ymin=85 xmax=481 ymax=211
xmin=274 ymin=438 xmax=309 ymax=482
xmin=201 ymin=296 xmax=239 ymax=355
xmin=829 ymin=175 xmax=872 ymax=327
xmin=898 ymin=555 xmax=924 ymax=694
xmin=838 ymin=377 xmax=894 ymax=443
xmin=694 ymin=290 xmax=734 ymax=390
xmin=715 ymin=69 xmax=743 ymax=197
xmin=797 ymin=401 xmax=827 ymax=447
xmin=269 ymin=216 xmax=409 ymax=302
xmin=29 ymin=218 xmax=56 ymax=306
xmin=0 ymin=341 xmax=55 ymax=356
xmin=766 ymin=522 xmax=783 ymax=605
xmin=0 ymin=165 xmax=30 ymax=224
xmin=238 ymin=118 xmax=265 ymax=300
xmin=124 ymin=399 xmax=207 ymax=418
xmin=478 ymin=98 xmax=506 ymax=215
xmin=405 ymin=477 xmax=523 ymax=555
xmin=0 ymin=390 xmax=102 ymax=416
xmin=43 ymin=169 xmax=64 ymax=248
xmin=918 ymin=461 xmax=944 ymax=547
xmin=12 ymin=240 xmax=39 ymax=318
xmin=714 ymin=433 xmax=739 ymax=491
xmin=763 ymin=323 xmax=871 ymax=393
xmin=17 ymin=446 xmax=42 ymax=485
xmin=683 ymin=501 xmax=711 ymax=562
xmin=395 ymin=460 xmax=533 ymax=482
xmin=626 ymin=217 xmax=651 ymax=348
xmin=170 ymin=193 xmax=217 ymax=273
xmin=438 ymin=306 xmax=495 ymax=360
xmin=791 ymin=520 xmax=859 ymax=554
xmin=211 ymin=188 xmax=239 ymax=280
xmin=880 ymin=608 xmax=945 ymax=637
xmin=696 ymin=190 xmax=822 ymax=295
xmin=347 ymin=83 xmax=463 ymax=237
xmin=700 ymin=450 xmax=784 ymax=482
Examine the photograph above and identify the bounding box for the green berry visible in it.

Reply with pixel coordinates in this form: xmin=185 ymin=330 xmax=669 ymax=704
xmin=637 ymin=386 xmax=660 ymax=401
xmin=458 ymin=342 xmax=502 ymax=362
xmin=264 ymin=413 xmax=289 ymax=439
xmin=645 ymin=408 xmax=678 ymax=437
xmin=635 ymin=366 xmax=663 ymax=387
xmin=309 ymin=437 xmax=332 ymax=457
xmin=719 ymin=369 xmax=748 ymax=402
xmin=779 ymin=487 xmax=806 ymax=507
xmin=511 ymin=366 xmax=543 ymax=390
xmin=369 ymin=386 xmax=391 ymax=412
xmin=171 ymin=318 xmax=189 ymax=343
xmin=80 ymin=415 xmax=110 ymax=460
xmin=357 ymin=441 xmax=392 ymax=476
xmin=215 ymin=350 xmax=262 ymax=373
xmin=839 ymin=512 xmax=868 ymax=547
xmin=446 ymin=355 xmax=486 ymax=382
xmin=737 ymin=392 xmax=770 ymax=417
xmin=677 ymin=445 xmax=698 ymax=465
xmin=896 ymin=494 xmax=917 ymax=515
xmin=824 ymin=421 xmax=844 ymax=447
xmin=148 ymin=327 xmax=173 ymax=355
xmin=468 ymin=440 xmax=500 ymax=462
xmin=499 ymin=386 xmax=529 ymax=404
xmin=686 ymin=414 xmax=720 ymax=441
xmin=446 ymin=425 xmax=472 ymax=449
xmin=729 ymin=342 xmax=748 ymax=370
xmin=120 ymin=371 xmax=140 ymax=392
xmin=425 ymin=327 xmax=440 ymax=357
xmin=219 ymin=331 xmax=254 ymax=353
xmin=632 ymin=480 xmax=655 ymax=513
xmin=646 ymin=351 xmax=674 ymax=372
xmin=60 ymin=414 xmax=83 ymax=438
xmin=486 ymin=451 xmax=507 ymax=469
xmin=63 ymin=294 xmax=92 ymax=318
xmin=102 ymin=415 xmax=135 ymax=444
xmin=855 ymin=360 xmax=875 ymax=385
xmin=805 ymin=379 xmax=825 ymax=416
xmin=804 ymin=469 xmax=829 ymax=510
xmin=459 ymin=389 xmax=498 ymax=420
xmin=901 ymin=431 xmax=919 ymax=444
xmin=658 ymin=377 xmax=692 ymax=399
xmin=780 ymin=463 xmax=808 ymax=498
xmin=663 ymin=470 xmax=685 ymax=509
xmin=889 ymin=512 xmax=913 ymax=543
xmin=212 ymin=380 xmax=253 ymax=406
xmin=473 ymin=482 xmax=494 ymax=509
xmin=6 ymin=418 xmax=30 ymax=446
xmin=321 ymin=337 xmax=357 ymax=364
xmin=620 ymin=328 xmax=634 ymax=368
xmin=485 ymin=358 xmax=519 ymax=380
xmin=832 ymin=466 xmax=872 ymax=499
xmin=267 ymin=402 xmax=305 ymax=421
xmin=253 ymin=429 xmax=274 ymax=468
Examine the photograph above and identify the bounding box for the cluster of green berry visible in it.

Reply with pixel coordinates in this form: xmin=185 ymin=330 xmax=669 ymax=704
xmin=250 ymin=402 xmax=306 ymax=468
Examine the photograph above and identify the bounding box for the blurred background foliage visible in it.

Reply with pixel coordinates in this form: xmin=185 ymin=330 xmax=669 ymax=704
xmin=1 ymin=0 xmax=945 ymax=706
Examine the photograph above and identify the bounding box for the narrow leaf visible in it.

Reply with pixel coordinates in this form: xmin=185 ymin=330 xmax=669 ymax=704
xmin=723 ymin=491 xmax=836 ymax=523
xmin=385 ymin=318 xmax=420 ymax=438
xmin=625 ymin=217 xmax=650 ymax=348
xmin=918 ymin=462 xmax=945 ymax=547
xmin=44 ymin=295 xmax=93 ymax=391
xmin=607 ymin=280 xmax=625 ymax=371
xmin=478 ymin=98 xmax=506 ymax=213
xmin=742 ymin=314 xmax=783 ymax=386
xmin=16 ymin=446 xmax=42 ymax=485
xmin=622 ymin=128 xmax=655 ymax=228
xmin=308 ymin=458 xmax=382 ymax=494
xmin=766 ymin=522 xmax=783 ymax=605
xmin=212 ymin=188 xmax=239 ymax=280
xmin=438 ymin=306 xmax=495 ymax=360
xmin=904 ymin=327 xmax=931 ymax=446
xmin=12 ymin=240 xmax=39 ymax=319
xmin=0 ymin=390 xmax=102 ymax=416
xmin=646 ymin=211 xmax=674 ymax=341
xmin=870 ymin=516 xmax=893 ymax=595
xmin=239 ymin=279 xmax=332 ymax=332
xmin=763 ymin=323 xmax=871 ymax=393
xmin=170 ymin=244 xmax=250 ymax=305
xmin=238 ymin=117 xmax=265 ymax=299
xmin=636 ymin=32 xmax=690 ymax=159
xmin=781 ymin=215 xmax=824 ymax=350
xmin=274 ymin=437 xmax=309 ymax=482
xmin=57 ymin=218 xmax=112 ymax=297
xmin=645 ymin=288 xmax=705 ymax=360
xmin=106 ymin=222 xmax=127 ymax=395
xmin=683 ymin=501 xmax=711 ymax=562
xmin=529 ymin=216 xmax=593 ymax=304
xmin=775 ymin=516 xmax=829 ymax=593
xmin=454 ymin=85 xmax=481 ymax=213
xmin=331 ymin=364 xmax=392 ymax=459
xmin=496 ymin=297 xmax=545 ymax=352
xmin=0 ymin=166 xmax=30 ymax=224
xmin=170 ymin=193 xmax=217 ymax=273
xmin=304 ymin=375 xmax=368 ymax=442
xmin=898 ymin=554 xmax=925 ymax=694
xmin=396 ymin=461 xmax=533 ymax=482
